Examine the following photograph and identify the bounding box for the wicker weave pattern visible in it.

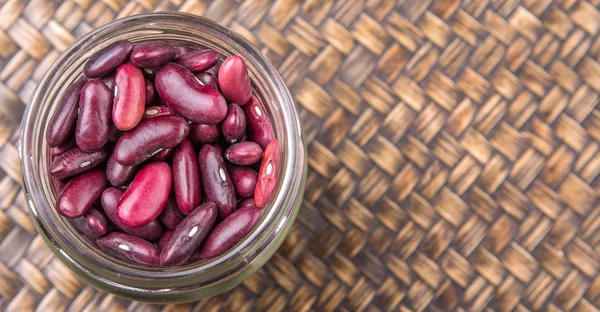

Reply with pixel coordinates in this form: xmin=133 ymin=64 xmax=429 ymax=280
xmin=1 ymin=0 xmax=600 ymax=311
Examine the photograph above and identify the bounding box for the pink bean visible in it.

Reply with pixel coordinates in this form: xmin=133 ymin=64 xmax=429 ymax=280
xmin=159 ymin=196 xmax=186 ymax=230
xmin=50 ymin=146 xmax=109 ymax=179
xmin=113 ymin=63 xmax=146 ymax=131
xmin=101 ymin=188 xmax=164 ymax=241
xmin=254 ymin=140 xmax=280 ymax=208
xmin=84 ymin=40 xmax=133 ymax=78
xmin=113 ymin=115 xmax=190 ymax=166
xmin=130 ymin=42 xmax=176 ymax=68
xmin=198 ymin=144 xmax=236 ymax=218
xmin=155 ymin=63 xmax=227 ymax=124
xmin=72 ymin=207 xmax=108 ymax=239
xmin=76 ymin=80 xmax=112 ymax=152
xmin=96 ymin=232 xmax=159 ymax=266
xmin=224 ymin=142 xmax=263 ymax=166
xmin=197 ymin=207 xmax=260 ymax=259
xmin=243 ymin=96 xmax=275 ymax=149
xmin=221 ymin=104 xmax=246 ymax=144
xmin=106 ymin=153 xmax=135 ymax=186
xmin=47 ymin=80 xmax=86 ymax=147
xmin=229 ymin=165 xmax=258 ymax=198
xmin=188 ymin=123 xmax=220 ymax=145
xmin=117 ymin=162 xmax=172 ymax=227
xmin=218 ymin=56 xmax=252 ymax=105
xmin=160 ymin=202 xmax=217 ymax=266
xmin=173 ymin=140 xmax=201 ymax=214
xmin=57 ymin=169 xmax=107 ymax=218
xmin=174 ymin=49 xmax=219 ymax=72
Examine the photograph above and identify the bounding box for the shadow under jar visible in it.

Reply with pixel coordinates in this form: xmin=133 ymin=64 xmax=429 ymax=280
xmin=19 ymin=12 xmax=306 ymax=302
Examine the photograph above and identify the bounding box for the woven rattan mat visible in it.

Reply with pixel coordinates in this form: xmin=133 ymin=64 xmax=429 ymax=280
xmin=1 ymin=0 xmax=600 ymax=311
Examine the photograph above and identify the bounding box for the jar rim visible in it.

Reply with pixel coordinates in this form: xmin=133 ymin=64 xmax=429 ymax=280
xmin=19 ymin=12 xmax=305 ymax=302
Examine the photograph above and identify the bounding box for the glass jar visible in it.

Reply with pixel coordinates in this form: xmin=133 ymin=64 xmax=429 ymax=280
xmin=19 ymin=12 xmax=306 ymax=302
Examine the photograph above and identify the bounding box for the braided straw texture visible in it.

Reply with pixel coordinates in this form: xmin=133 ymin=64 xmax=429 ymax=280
xmin=1 ymin=0 xmax=600 ymax=311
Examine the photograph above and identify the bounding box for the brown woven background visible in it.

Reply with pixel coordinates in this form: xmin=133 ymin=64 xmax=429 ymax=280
xmin=1 ymin=0 xmax=600 ymax=310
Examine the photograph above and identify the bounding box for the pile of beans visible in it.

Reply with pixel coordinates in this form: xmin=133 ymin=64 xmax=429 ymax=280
xmin=47 ymin=40 xmax=280 ymax=267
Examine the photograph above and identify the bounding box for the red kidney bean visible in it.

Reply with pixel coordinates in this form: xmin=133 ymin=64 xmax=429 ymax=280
xmin=113 ymin=115 xmax=190 ymax=166
xmin=101 ymin=188 xmax=163 ymax=241
xmin=112 ymin=63 xmax=146 ymax=131
xmin=145 ymin=79 xmax=155 ymax=105
xmin=57 ymin=169 xmax=107 ymax=218
xmin=101 ymin=73 xmax=115 ymax=91
xmin=174 ymin=46 xmax=196 ymax=57
xmin=238 ymin=197 xmax=258 ymax=209
xmin=84 ymin=40 xmax=133 ymax=78
xmin=199 ymin=144 xmax=236 ymax=218
xmin=221 ymin=104 xmax=246 ymax=144
xmin=218 ymin=56 xmax=252 ymax=105
xmin=155 ymin=63 xmax=227 ymax=124
xmin=106 ymin=153 xmax=135 ymax=186
xmin=243 ymin=96 xmax=275 ymax=149
xmin=254 ymin=140 xmax=280 ymax=208
xmin=188 ymin=123 xmax=220 ymax=145
xmin=150 ymin=147 xmax=174 ymax=161
xmin=225 ymin=142 xmax=263 ymax=166
xmin=160 ymin=202 xmax=217 ymax=266
xmin=130 ymin=42 xmax=176 ymax=68
xmin=174 ymin=49 xmax=219 ymax=73
xmin=96 ymin=232 xmax=159 ymax=266
xmin=141 ymin=67 xmax=157 ymax=80
xmin=52 ymin=177 xmax=68 ymax=194
xmin=50 ymin=146 xmax=109 ymax=179
xmin=143 ymin=105 xmax=175 ymax=119
xmin=173 ymin=140 xmax=201 ymax=214
xmin=159 ymin=196 xmax=186 ymax=230
xmin=76 ymin=80 xmax=112 ymax=152
xmin=157 ymin=230 xmax=174 ymax=251
xmin=229 ymin=165 xmax=258 ymax=198
xmin=197 ymin=207 xmax=260 ymax=259
xmin=72 ymin=207 xmax=108 ymax=239
xmin=195 ymin=72 xmax=219 ymax=90
xmin=47 ymin=80 xmax=86 ymax=147
xmin=50 ymin=139 xmax=77 ymax=158
xmin=107 ymin=124 xmax=123 ymax=144
xmin=117 ymin=162 xmax=172 ymax=227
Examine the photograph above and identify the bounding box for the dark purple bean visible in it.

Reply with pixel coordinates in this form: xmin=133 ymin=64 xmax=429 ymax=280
xmin=47 ymin=80 xmax=86 ymax=147
xmin=102 ymin=188 xmax=164 ymax=240
xmin=218 ymin=56 xmax=252 ymax=105
xmin=157 ymin=230 xmax=174 ymax=251
xmin=117 ymin=162 xmax=172 ymax=228
xmin=237 ymin=197 xmax=258 ymax=209
xmin=221 ymin=104 xmax=246 ymax=144
xmin=50 ymin=146 xmax=109 ymax=179
xmin=225 ymin=142 xmax=263 ymax=166
xmin=84 ymin=40 xmax=133 ymax=78
xmin=229 ymin=166 xmax=258 ymax=198
xmin=113 ymin=63 xmax=146 ymax=131
xmin=197 ymin=207 xmax=260 ymax=258
xmin=243 ymin=96 xmax=276 ymax=149
xmin=195 ymin=72 xmax=219 ymax=90
xmin=130 ymin=42 xmax=176 ymax=68
xmin=114 ymin=115 xmax=190 ymax=166
xmin=76 ymin=80 xmax=112 ymax=152
xmin=173 ymin=140 xmax=201 ymax=214
xmin=50 ymin=139 xmax=76 ymax=158
xmin=72 ymin=207 xmax=108 ymax=239
xmin=107 ymin=124 xmax=123 ymax=144
xmin=255 ymin=140 xmax=280 ymax=208
xmin=57 ymin=169 xmax=107 ymax=218
xmin=188 ymin=123 xmax=220 ymax=145
xmin=96 ymin=232 xmax=159 ymax=266
xmin=199 ymin=144 xmax=236 ymax=218
xmin=106 ymin=153 xmax=135 ymax=186
xmin=145 ymin=79 xmax=155 ymax=105
xmin=143 ymin=105 xmax=175 ymax=119
xmin=159 ymin=196 xmax=186 ymax=230
xmin=174 ymin=49 xmax=219 ymax=73
xmin=160 ymin=202 xmax=217 ymax=266
xmin=150 ymin=147 xmax=173 ymax=161
xmin=155 ymin=63 xmax=227 ymax=124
